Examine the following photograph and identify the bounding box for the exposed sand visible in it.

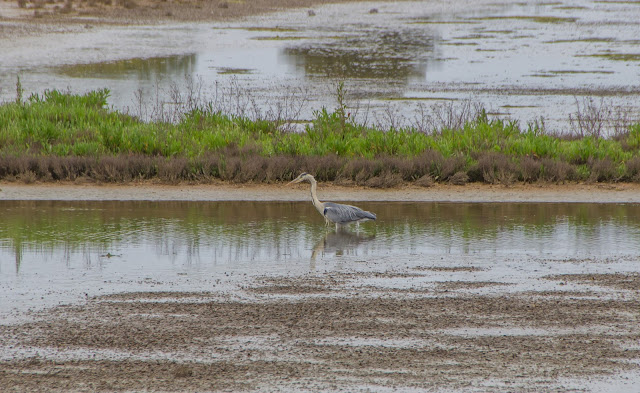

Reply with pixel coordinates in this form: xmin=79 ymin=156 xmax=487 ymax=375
xmin=2 ymin=181 xmax=640 ymax=203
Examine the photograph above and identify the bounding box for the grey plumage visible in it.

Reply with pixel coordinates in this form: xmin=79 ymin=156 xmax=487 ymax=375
xmin=323 ymin=202 xmax=376 ymax=225
xmin=287 ymin=172 xmax=376 ymax=228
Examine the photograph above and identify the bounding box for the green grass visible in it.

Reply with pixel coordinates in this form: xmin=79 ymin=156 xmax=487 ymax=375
xmin=1 ymin=89 xmax=639 ymax=185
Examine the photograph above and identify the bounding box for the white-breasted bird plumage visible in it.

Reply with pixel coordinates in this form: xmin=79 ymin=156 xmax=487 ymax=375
xmin=287 ymin=172 xmax=376 ymax=228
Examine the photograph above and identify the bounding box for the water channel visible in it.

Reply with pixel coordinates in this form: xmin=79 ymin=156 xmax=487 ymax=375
xmin=2 ymin=200 xmax=639 ymax=321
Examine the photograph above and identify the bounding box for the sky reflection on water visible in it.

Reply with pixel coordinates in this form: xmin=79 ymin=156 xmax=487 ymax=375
xmin=2 ymin=201 xmax=639 ymax=273
xmin=1 ymin=200 xmax=639 ymax=320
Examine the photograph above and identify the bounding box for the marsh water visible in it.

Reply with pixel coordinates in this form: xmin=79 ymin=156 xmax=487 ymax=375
xmin=1 ymin=200 xmax=639 ymax=320
xmin=2 ymin=0 xmax=640 ymax=131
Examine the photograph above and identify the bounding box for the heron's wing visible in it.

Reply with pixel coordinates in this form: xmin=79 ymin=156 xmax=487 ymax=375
xmin=323 ymin=202 xmax=376 ymax=224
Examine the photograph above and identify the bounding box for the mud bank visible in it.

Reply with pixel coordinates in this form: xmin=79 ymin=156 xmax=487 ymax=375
xmin=2 ymin=182 xmax=640 ymax=203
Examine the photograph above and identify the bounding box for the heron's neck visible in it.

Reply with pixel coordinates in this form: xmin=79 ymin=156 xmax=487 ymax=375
xmin=309 ymin=179 xmax=324 ymax=215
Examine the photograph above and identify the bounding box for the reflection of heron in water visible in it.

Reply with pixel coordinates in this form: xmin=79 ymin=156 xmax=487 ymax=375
xmin=287 ymin=173 xmax=376 ymax=229
xmin=311 ymin=228 xmax=376 ymax=264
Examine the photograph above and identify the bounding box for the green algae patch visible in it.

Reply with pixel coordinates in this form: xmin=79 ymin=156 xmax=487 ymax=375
xmin=252 ymin=35 xmax=308 ymax=41
xmin=217 ymin=68 xmax=253 ymax=75
xmin=473 ymin=15 xmax=578 ymax=24
xmin=578 ymin=53 xmax=640 ymax=62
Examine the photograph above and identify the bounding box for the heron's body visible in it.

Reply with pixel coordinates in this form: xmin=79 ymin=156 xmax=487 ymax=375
xmin=288 ymin=173 xmax=376 ymax=228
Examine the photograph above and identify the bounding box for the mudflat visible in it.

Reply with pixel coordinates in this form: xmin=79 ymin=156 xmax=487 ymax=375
xmin=1 ymin=270 xmax=639 ymax=392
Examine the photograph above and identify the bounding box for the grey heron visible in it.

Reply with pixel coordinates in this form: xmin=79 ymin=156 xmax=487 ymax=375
xmin=287 ymin=173 xmax=376 ymax=228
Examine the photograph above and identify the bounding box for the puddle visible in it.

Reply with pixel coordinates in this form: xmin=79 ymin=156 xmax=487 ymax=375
xmin=1 ymin=200 xmax=639 ymax=321
xmin=1 ymin=0 xmax=639 ymax=130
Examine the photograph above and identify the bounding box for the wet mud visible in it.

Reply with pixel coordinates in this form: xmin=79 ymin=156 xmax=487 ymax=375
xmin=3 ymin=181 xmax=640 ymax=203
xmin=1 ymin=269 xmax=639 ymax=392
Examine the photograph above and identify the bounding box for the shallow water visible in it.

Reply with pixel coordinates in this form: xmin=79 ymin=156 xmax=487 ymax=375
xmin=1 ymin=200 xmax=639 ymax=320
xmin=1 ymin=0 xmax=639 ymax=131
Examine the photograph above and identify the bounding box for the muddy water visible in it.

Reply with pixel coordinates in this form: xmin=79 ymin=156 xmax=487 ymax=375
xmin=1 ymin=200 xmax=639 ymax=321
xmin=1 ymin=0 xmax=639 ymax=131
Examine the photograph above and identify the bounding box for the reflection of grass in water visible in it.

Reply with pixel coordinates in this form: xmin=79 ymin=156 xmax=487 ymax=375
xmin=453 ymin=34 xmax=496 ymax=40
xmin=245 ymin=27 xmax=298 ymax=32
xmin=482 ymin=30 xmax=515 ymax=34
xmin=217 ymin=67 xmax=253 ymax=75
xmin=544 ymin=37 xmax=615 ymax=44
xmin=442 ymin=42 xmax=478 ymax=46
xmin=281 ymin=29 xmax=433 ymax=80
xmin=554 ymin=5 xmax=587 ymax=10
xmin=549 ymin=70 xmax=615 ymax=74
xmin=251 ymin=35 xmax=308 ymax=41
xmin=0 ymin=200 xmax=327 ymax=269
xmin=473 ymin=16 xmax=577 ymax=23
xmin=2 ymin=201 xmax=640 ymax=275
xmin=595 ymin=0 xmax=640 ymax=4
xmin=528 ymin=73 xmax=558 ymax=78
xmin=56 ymin=54 xmax=197 ymax=79
xmin=407 ymin=20 xmax=479 ymax=25
xmin=380 ymin=96 xmax=457 ymax=101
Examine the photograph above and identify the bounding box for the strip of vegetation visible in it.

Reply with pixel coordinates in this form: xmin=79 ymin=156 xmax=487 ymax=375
xmin=1 ymin=89 xmax=639 ymax=187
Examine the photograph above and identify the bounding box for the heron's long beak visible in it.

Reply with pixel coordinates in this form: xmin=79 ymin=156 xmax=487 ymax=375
xmin=287 ymin=177 xmax=303 ymax=185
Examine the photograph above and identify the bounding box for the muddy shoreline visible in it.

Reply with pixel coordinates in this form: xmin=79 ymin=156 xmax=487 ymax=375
xmin=2 ymin=181 xmax=640 ymax=203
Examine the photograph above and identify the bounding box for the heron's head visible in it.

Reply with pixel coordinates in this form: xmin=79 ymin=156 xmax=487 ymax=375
xmin=287 ymin=172 xmax=314 ymax=185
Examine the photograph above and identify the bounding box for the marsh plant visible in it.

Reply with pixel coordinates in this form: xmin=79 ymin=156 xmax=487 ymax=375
xmin=569 ymin=97 xmax=637 ymax=140
xmin=129 ymin=76 xmax=309 ymax=133
xmin=1 ymin=82 xmax=639 ymax=186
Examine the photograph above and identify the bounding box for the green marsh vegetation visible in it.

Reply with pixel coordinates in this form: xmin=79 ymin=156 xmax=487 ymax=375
xmin=1 ymin=81 xmax=639 ymax=186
